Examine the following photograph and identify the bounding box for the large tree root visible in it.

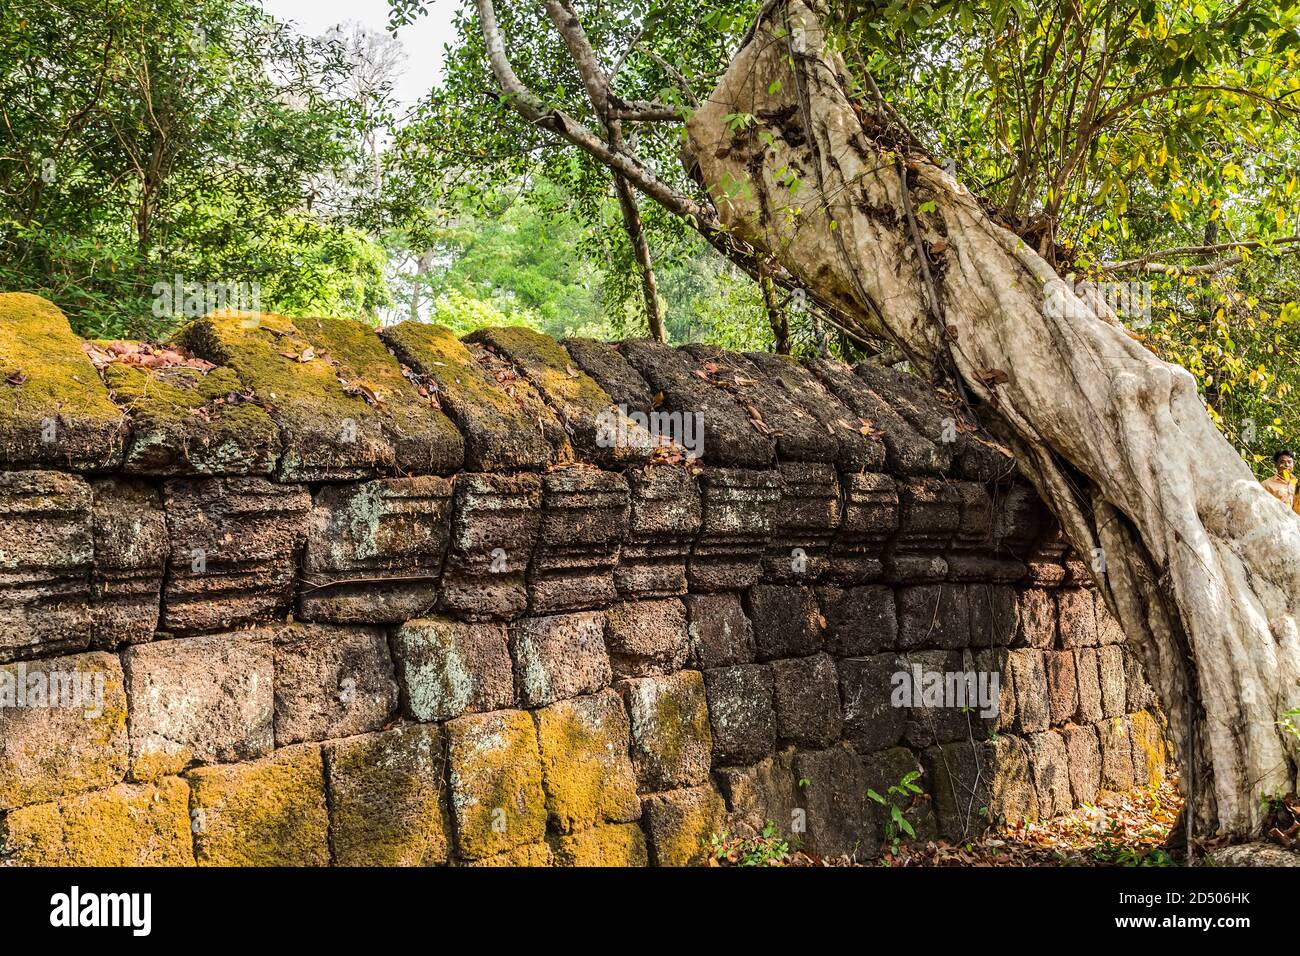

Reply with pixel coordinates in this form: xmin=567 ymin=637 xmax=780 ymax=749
xmin=685 ymin=0 xmax=1300 ymax=838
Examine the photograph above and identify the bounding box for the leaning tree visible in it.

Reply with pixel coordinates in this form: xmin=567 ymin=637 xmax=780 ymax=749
xmin=464 ymin=0 xmax=1300 ymax=843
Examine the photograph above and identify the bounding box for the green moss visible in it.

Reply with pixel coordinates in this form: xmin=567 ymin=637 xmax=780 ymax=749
xmin=186 ymin=744 xmax=330 ymax=866
xmin=174 ymin=310 xmax=461 ymax=479
xmin=103 ymin=362 xmax=279 ymax=474
xmin=534 ymin=693 xmax=639 ymax=833
xmin=0 ymin=293 xmax=126 ymax=468
xmin=0 ymin=778 xmax=194 ymax=866
xmin=550 ymin=823 xmax=648 ymax=867
xmin=446 ymin=709 xmax=547 ymax=860
xmin=381 ymin=321 xmax=565 ymax=469
xmin=466 ymin=841 xmax=553 ymax=867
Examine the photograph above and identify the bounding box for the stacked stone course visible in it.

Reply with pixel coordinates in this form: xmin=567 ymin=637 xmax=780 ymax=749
xmin=0 ymin=293 xmax=1169 ymax=866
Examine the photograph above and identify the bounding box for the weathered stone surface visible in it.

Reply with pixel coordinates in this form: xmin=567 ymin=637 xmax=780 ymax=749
xmin=1027 ymin=731 xmax=1072 ymax=819
xmin=703 ymin=664 xmax=776 ymax=765
xmin=1017 ymin=588 xmax=1057 ymax=648
xmin=947 ymin=483 xmax=1025 ymax=581
xmin=604 ymin=599 xmax=689 ymax=677
xmin=380 ymin=321 xmax=564 ymax=471
xmin=744 ymin=351 xmax=886 ymax=470
xmin=392 ymin=617 xmax=514 ymax=722
xmin=1061 ymin=724 xmax=1101 ymax=805
xmin=686 ymin=593 xmax=755 ymax=668
xmin=440 ymin=472 xmax=541 ymax=620
xmin=683 ymin=344 xmax=837 ymax=463
xmin=103 ymin=362 xmax=279 ymax=476
xmin=90 ymin=479 xmax=166 ymax=648
xmin=1208 ymin=843 xmax=1300 ymax=867
xmin=0 ymin=471 xmax=94 ymax=661
xmin=993 ymin=483 xmax=1052 ymax=561
xmin=749 ymin=584 xmax=824 ymax=660
xmin=619 ymin=339 xmax=772 ymax=468
xmin=922 ymin=741 xmax=994 ymax=841
xmin=1008 ymin=649 xmax=1050 ymax=734
xmin=1097 ymin=717 xmax=1136 ymax=792
xmin=1074 ymin=647 xmax=1104 ymax=723
xmin=563 ymin=336 xmax=657 ymax=411
xmin=467 ymin=842 xmax=553 ymax=867
xmin=161 ymin=476 xmax=310 ymax=633
xmin=861 ymin=746 xmax=938 ymax=843
xmin=299 ymin=476 xmax=453 ymax=623
xmin=897 ymin=584 xmax=970 ymax=650
xmin=0 ymin=777 xmax=194 ymax=866
xmin=968 ymin=584 xmax=1019 ymax=648
xmin=716 ymin=750 xmax=800 ymax=838
xmin=511 ymin=611 xmax=611 ymax=708
xmin=616 ymin=465 xmax=700 ymax=597
xmin=900 ymin=650 xmax=973 ymax=747
xmin=123 ymin=630 xmax=273 ymax=780
xmin=794 ymin=744 xmax=875 ymax=859
xmin=688 ymin=468 xmax=781 ymax=590
xmin=468 ymin=326 xmax=653 ymax=466
xmin=989 ymin=735 xmax=1039 ymax=824
xmin=886 ymin=479 xmax=960 ymax=581
xmin=187 ymin=743 xmax=330 ymax=866
xmin=618 ymin=671 xmax=712 ymax=790
xmin=818 ymin=585 xmax=896 ymax=657
xmin=1057 ymin=589 xmax=1099 ymax=647
xmin=640 ymin=785 xmax=726 ymax=866
xmin=178 ymin=310 xmax=463 ymax=480
xmin=806 ymin=357 xmax=948 ymax=475
xmin=855 ymin=362 xmax=1013 ymax=481
xmin=445 ymin=709 xmax=547 ymax=860
xmin=770 ymin=653 xmax=843 ymax=747
xmin=838 ymin=653 xmax=908 ymax=753
xmin=0 ymin=293 xmax=126 ymax=470
xmin=273 ymin=623 xmax=397 ymax=746
xmin=323 ymin=724 xmax=450 ymax=866
xmin=764 ymin=462 xmax=841 ymax=581
xmin=1095 ymin=591 xmax=1126 ymax=644
xmin=828 ymin=472 xmax=899 ymax=582
xmin=975 ymin=647 xmax=1016 ymax=734
xmin=0 ymin=651 xmax=128 ymax=809
xmin=1045 ymin=650 xmax=1078 ymax=727
xmin=550 ymin=823 xmax=648 ymax=866
xmin=1096 ymin=645 xmax=1127 ymax=718
xmin=533 ymin=690 xmax=640 ymax=833
xmin=529 ymin=466 xmax=627 ymax=613
xmin=1124 ymin=650 xmax=1155 ymax=712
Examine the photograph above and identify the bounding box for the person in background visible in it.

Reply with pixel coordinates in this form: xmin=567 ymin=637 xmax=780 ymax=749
xmin=1262 ymin=449 xmax=1300 ymax=515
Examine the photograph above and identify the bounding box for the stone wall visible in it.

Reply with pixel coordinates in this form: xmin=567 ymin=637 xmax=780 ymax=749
xmin=0 ymin=292 xmax=1168 ymax=866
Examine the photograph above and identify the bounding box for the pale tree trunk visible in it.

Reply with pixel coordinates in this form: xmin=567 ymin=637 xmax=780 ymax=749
xmin=685 ymin=1 xmax=1300 ymax=841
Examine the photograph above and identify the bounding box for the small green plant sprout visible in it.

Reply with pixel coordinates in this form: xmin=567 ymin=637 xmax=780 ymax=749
xmin=1278 ymin=706 xmax=1300 ymax=741
xmin=867 ymin=769 xmax=924 ymax=849
xmin=708 ymin=821 xmax=794 ymax=866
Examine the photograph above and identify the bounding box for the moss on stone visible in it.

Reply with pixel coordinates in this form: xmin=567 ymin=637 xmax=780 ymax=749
xmin=465 ymin=841 xmax=553 ymax=867
xmin=445 ymin=709 xmax=547 ymax=860
xmin=550 ymin=823 xmax=648 ymax=867
xmin=0 ymin=777 xmax=194 ymax=866
xmin=186 ymin=743 xmax=330 ymax=866
xmin=641 ymin=786 xmax=726 ymax=866
xmin=0 ymin=293 xmax=126 ymax=469
xmin=380 ymin=321 xmax=564 ymax=470
xmin=533 ymin=691 xmax=640 ymax=833
xmin=102 ymin=362 xmax=279 ymax=475
xmin=466 ymin=326 xmax=652 ymax=465
xmin=1129 ymin=709 xmax=1167 ymax=788
xmin=323 ymin=725 xmax=450 ymax=866
xmin=174 ymin=310 xmax=461 ymax=480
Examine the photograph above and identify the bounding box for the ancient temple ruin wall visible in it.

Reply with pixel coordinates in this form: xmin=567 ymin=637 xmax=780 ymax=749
xmin=0 ymin=292 xmax=1168 ymax=866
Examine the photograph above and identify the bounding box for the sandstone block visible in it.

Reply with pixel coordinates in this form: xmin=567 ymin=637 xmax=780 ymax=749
xmin=511 ymin=611 xmax=611 ymax=708
xmin=392 ymin=617 xmax=514 ymax=721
